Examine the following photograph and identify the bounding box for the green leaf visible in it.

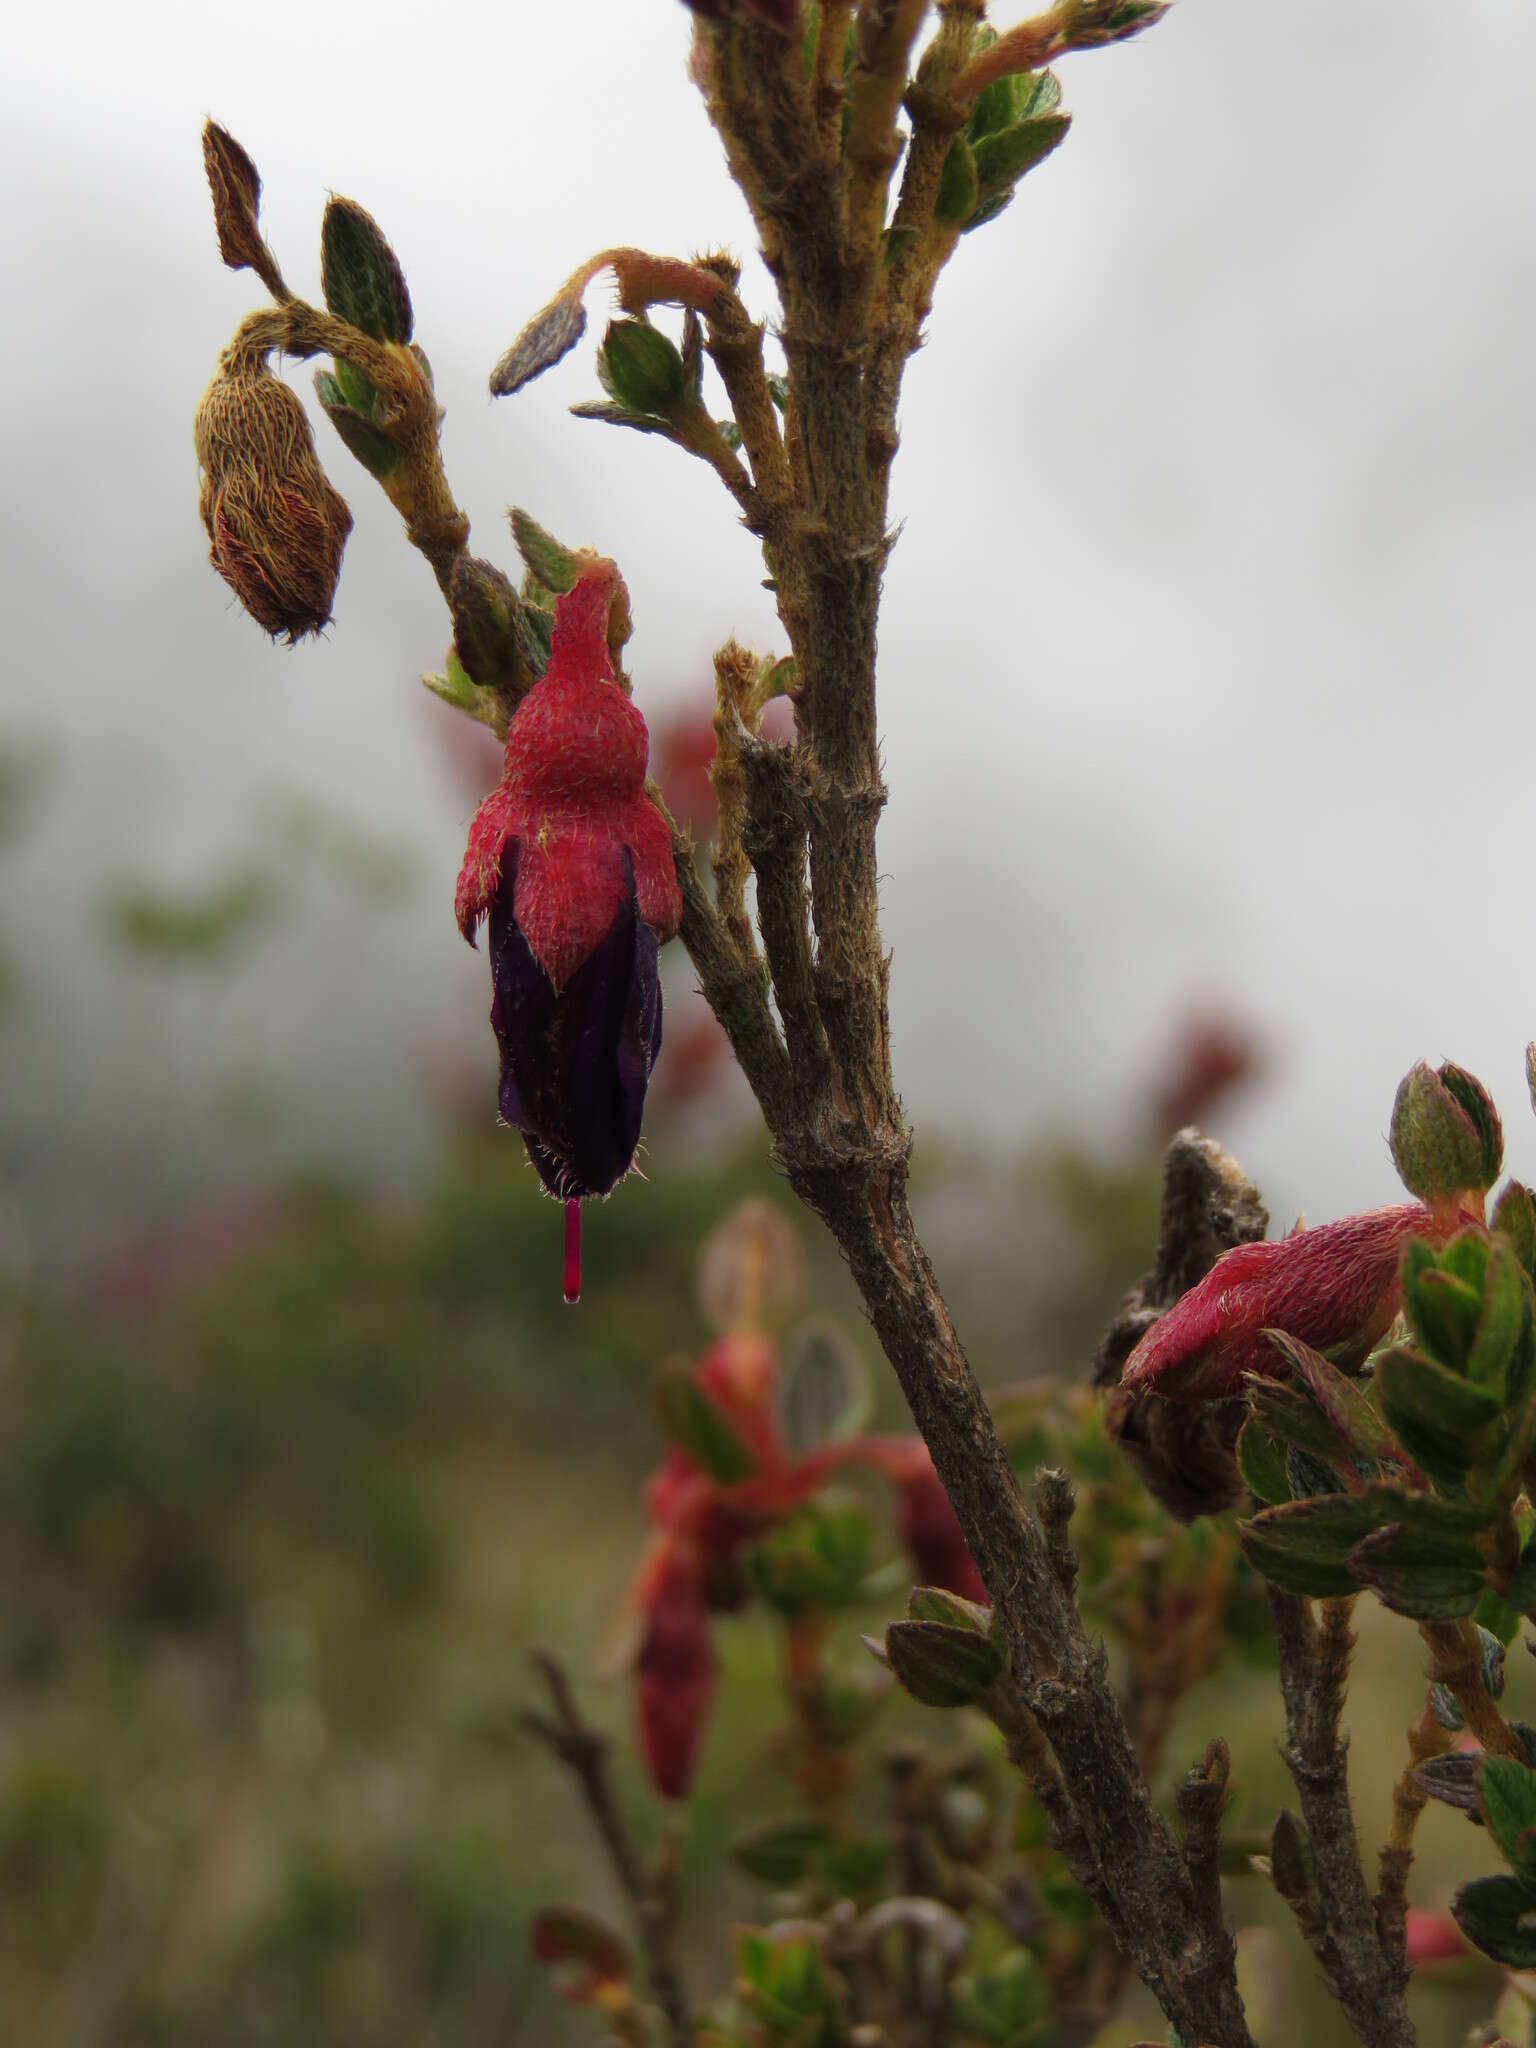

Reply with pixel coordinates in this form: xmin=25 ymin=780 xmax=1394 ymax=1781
xmin=1241 ymin=1485 xmax=1487 ymax=1598
xmin=1247 ymin=1378 xmax=1356 ymax=1466
xmin=908 ymin=1585 xmax=992 ymax=1632
xmin=328 ymin=355 xmax=377 ymax=417
xmin=510 ymin=509 xmax=580 ymax=595
xmin=731 ymin=1818 xmax=831 ymax=1885
xmin=514 ymin=602 xmax=553 ymax=679
xmin=971 ymin=115 xmax=1072 ymax=201
xmin=1452 ymin=1873 xmax=1536 ymax=1967
xmin=1480 ymin=1757 xmax=1536 ymax=1876
xmin=1264 ymin=1330 xmax=1396 ymax=1460
xmin=1492 ymin=1182 xmax=1536 ymax=1278
xmin=491 ymin=290 xmax=587 ymax=398
xmin=884 ymin=1619 xmax=1004 ymax=1707
xmin=421 ymin=648 xmax=503 ymax=735
xmin=1466 ymin=1239 xmax=1528 ymax=1395
xmin=320 ymin=197 xmax=412 ymax=344
xmin=1402 ymin=1237 xmax=1484 ymax=1367
xmin=1500 ymin=1537 xmax=1536 ymax=1618
xmin=1376 ymin=1346 xmax=1503 ymax=1489
xmin=597 ymin=319 xmax=688 ymax=415
xmin=1345 ymin=1524 xmax=1487 ymax=1621
xmin=1016 ymin=69 xmax=1063 ymax=120
xmin=655 ymin=1368 xmax=756 ymax=1483
xmin=314 ymin=369 xmax=399 ymax=480
xmin=935 ymin=137 xmax=979 ymax=225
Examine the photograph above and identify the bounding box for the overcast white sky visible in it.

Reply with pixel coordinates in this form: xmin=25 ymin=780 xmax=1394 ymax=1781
xmin=4 ymin=0 xmax=1536 ymax=1259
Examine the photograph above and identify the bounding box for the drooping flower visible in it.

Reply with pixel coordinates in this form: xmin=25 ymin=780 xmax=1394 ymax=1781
xmin=194 ymin=360 xmax=351 ymax=642
xmin=1121 ymin=1202 xmax=1463 ymax=1402
xmin=456 ymin=572 xmax=682 ymax=1247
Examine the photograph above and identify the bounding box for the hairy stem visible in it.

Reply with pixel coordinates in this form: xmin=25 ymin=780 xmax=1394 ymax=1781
xmin=1268 ymin=1591 xmax=1416 ymax=2048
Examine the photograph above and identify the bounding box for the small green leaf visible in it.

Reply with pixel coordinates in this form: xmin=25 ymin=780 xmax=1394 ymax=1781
xmin=597 ymin=319 xmax=688 ymax=415
xmin=1376 ymin=1346 xmax=1503 ymax=1487
xmin=1264 ymin=1330 xmax=1396 ymax=1460
xmin=314 ymin=369 xmax=399 ymax=480
xmin=421 ymin=648 xmax=506 ymax=736
xmin=1247 ymin=1378 xmax=1356 ymax=1466
xmin=1453 ymin=1873 xmax=1536 ymax=1967
xmin=1492 ymin=1182 xmax=1536 ymax=1278
xmin=884 ymin=1619 xmax=1004 ymax=1708
xmin=1464 ymin=1238 xmax=1528 ymax=1396
xmin=320 ymin=196 xmax=413 ymax=343
xmin=935 ymin=136 xmax=979 ymax=225
xmin=907 ymin=1585 xmax=992 ymax=1632
xmin=971 ymin=115 xmax=1072 ymax=201
xmin=655 ymin=1368 xmax=756 ymax=1483
xmin=1480 ymin=1757 xmax=1536 ymax=1876
xmin=1346 ymin=1524 xmax=1487 ymax=1621
xmin=510 ymin=509 xmax=581 ymax=595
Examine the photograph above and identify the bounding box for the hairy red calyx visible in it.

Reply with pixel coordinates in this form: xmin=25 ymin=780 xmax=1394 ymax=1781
xmin=1121 ymin=1202 xmax=1468 ymax=1402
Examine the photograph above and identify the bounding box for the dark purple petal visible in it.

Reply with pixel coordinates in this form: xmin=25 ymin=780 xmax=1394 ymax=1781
xmin=487 ymin=854 xmax=663 ymax=1200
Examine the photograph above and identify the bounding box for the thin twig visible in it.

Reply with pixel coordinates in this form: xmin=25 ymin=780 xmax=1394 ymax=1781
xmin=1267 ymin=1591 xmax=1415 ymax=2048
xmin=520 ymin=1651 xmax=692 ymax=2048
xmin=1376 ymin=1689 xmax=1450 ymax=1978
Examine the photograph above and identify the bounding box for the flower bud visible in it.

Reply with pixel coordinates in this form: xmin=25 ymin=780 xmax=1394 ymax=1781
xmin=194 ymin=361 xmax=351 ymax=642
xmin=1391 ymin=1060 xmax=1503 ymax=1204
xmin=634 ymin=1542 xmax=715 ymax=1800
xmin=1122 ymin=1202 xmax=1463 ymax=1402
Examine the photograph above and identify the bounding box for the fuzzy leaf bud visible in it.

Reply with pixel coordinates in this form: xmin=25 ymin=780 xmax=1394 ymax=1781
xmin=883 ymin=1618 xmax=1004 ymax=1708
xmin=1391 ymin=1060 xmax=1503 ymax=1203
xmin=598 ymin=319 xmax=689 ymax=417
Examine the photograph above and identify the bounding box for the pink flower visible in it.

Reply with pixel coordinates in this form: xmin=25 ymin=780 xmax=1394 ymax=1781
xmin=1121 ymin=1203 xmax=1463 ymax=1401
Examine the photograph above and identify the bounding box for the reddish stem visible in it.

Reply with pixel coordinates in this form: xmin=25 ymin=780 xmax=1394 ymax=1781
xmin=564 ymin=1199 xmax=582 ymax=1306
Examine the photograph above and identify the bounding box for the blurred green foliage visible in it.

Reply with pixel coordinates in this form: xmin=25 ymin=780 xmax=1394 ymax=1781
xmin=0 ymin=1130 xmax=1516 ymax=2044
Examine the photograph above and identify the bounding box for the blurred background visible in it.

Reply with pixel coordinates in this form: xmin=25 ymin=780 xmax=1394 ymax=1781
xmin=1 ymin=0 xmax=1534 ymax=2040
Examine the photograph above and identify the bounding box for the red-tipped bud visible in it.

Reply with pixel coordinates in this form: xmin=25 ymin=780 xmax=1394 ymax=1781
xmin=194 ymin=362 xmax=351 ymax=642
xmin=634 ymin=1543 xmax=715 ymax=1800
xmin=1122 ymin=1203 xmax=1462 ymax=1402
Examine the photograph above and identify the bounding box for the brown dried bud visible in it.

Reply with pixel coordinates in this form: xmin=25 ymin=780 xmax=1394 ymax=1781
xmin=194 ymin=361 xmax=352 ymax=642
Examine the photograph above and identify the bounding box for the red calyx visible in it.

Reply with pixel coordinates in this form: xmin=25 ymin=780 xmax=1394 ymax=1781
xmin=455 ymin=573 xmax=681 ymax=988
